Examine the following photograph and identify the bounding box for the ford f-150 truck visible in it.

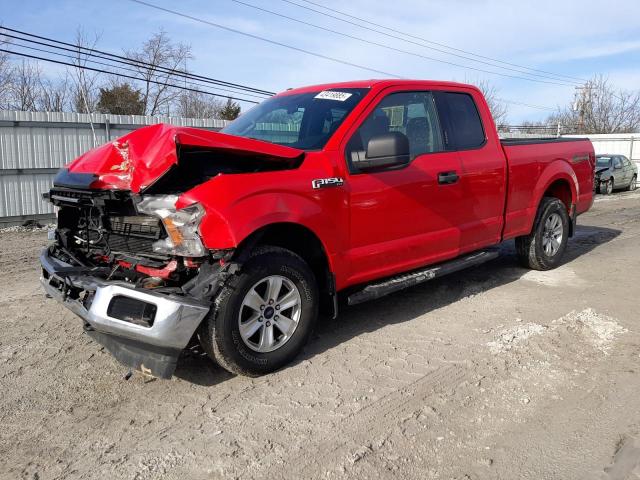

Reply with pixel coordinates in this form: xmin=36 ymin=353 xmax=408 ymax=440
xmin=40 ymin=80 xmax=595 ymax=379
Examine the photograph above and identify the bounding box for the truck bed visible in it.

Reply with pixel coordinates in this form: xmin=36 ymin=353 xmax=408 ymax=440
xmin=500 ymin=137 xmax=595 ymax=240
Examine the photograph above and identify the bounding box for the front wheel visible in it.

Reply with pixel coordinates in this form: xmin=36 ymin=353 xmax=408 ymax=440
xmin=628 ymin=175 xmax=637 ymax=191
xmin=603 ymin=178 xmax=614 ymax=195
xmin=198 ymin=246 xmax=318 ymax=376
xmin=515 ymin=197 xmax=570 ymax=271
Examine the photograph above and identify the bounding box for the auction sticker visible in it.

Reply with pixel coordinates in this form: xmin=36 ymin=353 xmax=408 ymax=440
xmin=314 ymin=91 xmax=352 ymax=101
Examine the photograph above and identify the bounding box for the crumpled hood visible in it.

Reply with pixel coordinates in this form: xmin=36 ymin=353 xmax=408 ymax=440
xmin=54 ymin=123 xmax=304 ymax=192
xmin=595 ymin=167 xmax=610 ymax=176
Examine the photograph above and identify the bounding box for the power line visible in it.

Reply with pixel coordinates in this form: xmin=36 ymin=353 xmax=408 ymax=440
xmin=0 ymin=26 xmax=275 ymax=96
xmin=498 ymin=98 xmax=557 ymax=111
xmin=288 ymin=0 xmax=589 ymax=84
xmin=0 ymin=48 xmax=261 ymax=104
xmin=128 ymin=0 xmax=560 ymax=111
xmin=229 ymin=0 xmax=576 ymax=87
xmin=128 ymin=0 xmax=401 ymax=79
xmin=5 ymin=36 xmax=270 ymax=100
xmin=10 ymin=40 xmax=560 ymax=112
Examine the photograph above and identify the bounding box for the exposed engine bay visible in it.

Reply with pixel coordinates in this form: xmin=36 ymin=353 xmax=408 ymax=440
xmin=48 ymin=188 xmax=212 ymax=291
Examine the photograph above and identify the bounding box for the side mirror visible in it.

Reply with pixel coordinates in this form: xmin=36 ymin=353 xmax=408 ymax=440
xmin=352 ymin=132 xmax=410 ymax=171
xmin=614 ymin=163 xmax=622 ymax=170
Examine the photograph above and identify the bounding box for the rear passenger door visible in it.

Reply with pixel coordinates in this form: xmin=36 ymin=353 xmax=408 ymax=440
xmin=433 ymin=91 xmax=506 ymax=252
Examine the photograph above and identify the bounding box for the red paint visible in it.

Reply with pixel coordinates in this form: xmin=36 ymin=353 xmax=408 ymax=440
xmin=184 ymin=258 xmax=202 ymax=269
xmin=64 ymin=123 xmax=303 ymax=192
xmin=63 ymin=80 xmax=594 ymax=292
xmin=135 ymin=260 xmax=178 ymax=279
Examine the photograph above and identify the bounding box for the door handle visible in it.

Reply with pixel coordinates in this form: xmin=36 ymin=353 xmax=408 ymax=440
xmin=438 ymin=171 xmax=459 ymax=185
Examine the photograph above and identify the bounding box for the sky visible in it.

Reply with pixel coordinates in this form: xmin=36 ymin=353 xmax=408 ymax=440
xmin=2 ymin=0 xmax=640 ymax=123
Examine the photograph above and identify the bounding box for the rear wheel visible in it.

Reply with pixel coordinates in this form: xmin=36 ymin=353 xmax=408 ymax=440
xmin=198 ymin=246 xmax=318 ymax=376
xmin=628 ymin=175 xmax=637 ymax=191
xmin=515 ymin=197 xmax=570 ymax=271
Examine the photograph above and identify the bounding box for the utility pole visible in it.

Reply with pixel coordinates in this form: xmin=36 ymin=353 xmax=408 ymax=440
xmin=574 ymin=83 xmax=593 ymax=134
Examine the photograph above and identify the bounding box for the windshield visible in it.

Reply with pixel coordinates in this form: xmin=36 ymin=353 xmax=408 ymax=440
xmin=222 ymin=88 xmax=369 ymax=150
xmin=596 ymin=157 xmax=612 ymax=168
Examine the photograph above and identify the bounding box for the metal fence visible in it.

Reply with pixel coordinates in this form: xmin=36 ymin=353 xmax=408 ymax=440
xmin=0 ymin=110 xmax=228 ymax=226
xmin=498 ymin=125 xmax=561 ymax=139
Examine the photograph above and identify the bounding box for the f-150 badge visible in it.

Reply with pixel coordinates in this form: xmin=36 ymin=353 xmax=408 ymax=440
xmin=312 ymin=177 xmax=344 ymax=189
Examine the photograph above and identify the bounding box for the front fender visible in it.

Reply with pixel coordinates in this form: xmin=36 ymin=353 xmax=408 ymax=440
xmin=191 ymin=188 xmax=341 ymax=261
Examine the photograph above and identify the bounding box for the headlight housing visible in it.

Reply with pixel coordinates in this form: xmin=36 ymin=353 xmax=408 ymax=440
xmin=137 ymin=195 xmax=206 ymax=257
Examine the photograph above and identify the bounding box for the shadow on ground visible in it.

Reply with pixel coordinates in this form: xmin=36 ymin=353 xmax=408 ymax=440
xmin=174 ymin=224 xmax=621 ymax=386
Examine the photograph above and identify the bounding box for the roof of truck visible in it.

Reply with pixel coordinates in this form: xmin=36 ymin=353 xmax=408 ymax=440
xmin=278 ymin=79 xmax=478 ymax=96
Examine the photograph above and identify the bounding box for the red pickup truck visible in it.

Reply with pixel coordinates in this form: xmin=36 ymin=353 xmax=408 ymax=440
xmin=41 ymin=80 xmax=595 ymax=378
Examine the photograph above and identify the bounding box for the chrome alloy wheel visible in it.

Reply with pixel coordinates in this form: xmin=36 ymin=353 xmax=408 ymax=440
xmin=542 ymin=212 xmax=563 ymax=257
xmin=238 ymin=275 xmax=302 ymax=353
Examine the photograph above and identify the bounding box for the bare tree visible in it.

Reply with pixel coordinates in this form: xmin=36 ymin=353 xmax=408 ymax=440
xmin=475 ymin=79 xmax=509 ymax=126
xmin=38 ymin=74 xmax=71 ymax=112
xmin=176 ymin=90 xmax=222 ymax=118
xmin=70 ymin=29 xmax=102 ymax=114
xmin=126 ymin=30 xmax=192 ymax=115
xmin=549 ymin=75 xmax=640 ymax=134
xmin=0 ymin=31 xmax=12 ymax=109
xmin=8 ymin=60 xmax=42 ymax=111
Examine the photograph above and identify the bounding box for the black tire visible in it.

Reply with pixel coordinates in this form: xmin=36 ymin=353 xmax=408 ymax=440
xmin=628 ymin=175 xmax=637 ymax=191
xmin=515 ymin=197 xmax=570 ymax=271
xmin=198 ymin=246 xmax=318 ymax=376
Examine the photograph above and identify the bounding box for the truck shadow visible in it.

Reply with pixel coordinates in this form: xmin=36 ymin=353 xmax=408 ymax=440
xmin=173 ymin=224 xmax=621 ymax=386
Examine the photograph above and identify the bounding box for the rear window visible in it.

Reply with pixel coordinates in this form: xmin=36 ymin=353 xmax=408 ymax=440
xmin=435 ymin=92 xmax=485 ymax=150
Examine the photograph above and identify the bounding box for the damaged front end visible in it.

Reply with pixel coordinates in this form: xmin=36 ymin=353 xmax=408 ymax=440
xmin=40 ymin=124 xmax=303 ymax=378
xmin=41 ymin=189 xmax=231 ymax=378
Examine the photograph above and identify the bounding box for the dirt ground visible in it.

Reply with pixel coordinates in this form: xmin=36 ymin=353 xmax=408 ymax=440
xmin=1 ymin=191 xmax=640 ymax=480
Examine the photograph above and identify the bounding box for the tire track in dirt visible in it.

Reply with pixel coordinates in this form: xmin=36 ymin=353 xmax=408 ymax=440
xmin=254 ymin=364 xmax=468 ymax=479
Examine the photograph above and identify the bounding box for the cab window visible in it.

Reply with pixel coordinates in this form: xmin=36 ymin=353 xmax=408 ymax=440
xmin=434 ymin=92 xmax=485 ymax=150
xmin=345 ymin=91 xmax=444 ymax=172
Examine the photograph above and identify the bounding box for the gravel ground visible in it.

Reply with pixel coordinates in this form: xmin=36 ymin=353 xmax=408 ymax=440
xmin=1 ymin=191 xmax=640 ymax=480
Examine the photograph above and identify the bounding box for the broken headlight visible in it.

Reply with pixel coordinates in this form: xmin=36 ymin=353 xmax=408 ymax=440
xmin=137 ymin=196 xmax=206 ymax=257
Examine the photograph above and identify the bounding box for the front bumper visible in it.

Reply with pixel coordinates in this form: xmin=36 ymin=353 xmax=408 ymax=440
xmin=40 ymin=248 xmax=210 ymax=378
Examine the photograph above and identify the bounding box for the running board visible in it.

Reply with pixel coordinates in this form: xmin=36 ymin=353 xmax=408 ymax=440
xmin=346 ymin=249 xmax=500 ymax=306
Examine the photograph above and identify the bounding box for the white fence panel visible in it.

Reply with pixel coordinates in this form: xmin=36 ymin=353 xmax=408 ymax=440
xmin=563 ymin=133 xmax=640 ymax=169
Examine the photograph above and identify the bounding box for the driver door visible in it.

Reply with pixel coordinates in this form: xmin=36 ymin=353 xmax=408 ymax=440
xmin=342 ymin=89 xmax=465 ymax=286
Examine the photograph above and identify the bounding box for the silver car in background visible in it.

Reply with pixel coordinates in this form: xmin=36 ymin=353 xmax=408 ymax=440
xmin=595 ymin=154 xmax=638 ymax=194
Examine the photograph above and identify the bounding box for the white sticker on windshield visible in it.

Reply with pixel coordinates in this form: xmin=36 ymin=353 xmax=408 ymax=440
xmin=314 ymin=91 xmax=352 ymax=101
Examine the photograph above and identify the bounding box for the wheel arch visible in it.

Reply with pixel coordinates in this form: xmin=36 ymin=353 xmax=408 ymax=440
xmin=530 ymin=162 xmax=578 ymax=236
xmin=234 ymin=222 xmax=337 ymax=318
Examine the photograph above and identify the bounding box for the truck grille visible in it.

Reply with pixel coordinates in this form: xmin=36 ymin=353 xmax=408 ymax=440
xmin=106 ymin=234 xmax=158 ymax=254
xmin=108 ymin=216 xmax=162 ymax=239
xmin=105 ymin=216 xmax=163 ymax=255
